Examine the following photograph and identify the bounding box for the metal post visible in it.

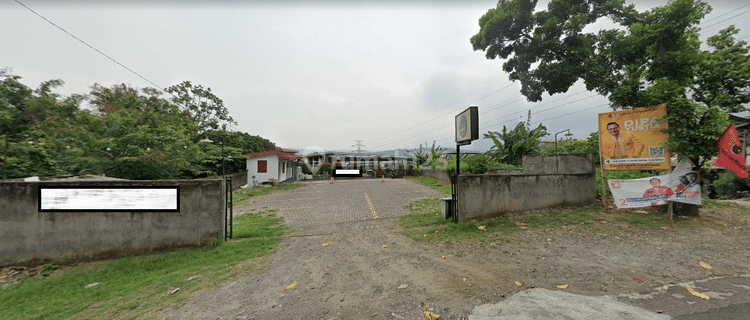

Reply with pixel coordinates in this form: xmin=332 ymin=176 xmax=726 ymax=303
xmin=229 ymin=176 xmax=233 ymax=239
xmin=221 ymin=137 xmax=225 ymax=178
xmin=224 ymin=178 xmax=228 ymax=242
xmin=3 ymin=133 xmax=7 ymax=180
xmin=455 ymin=144 xmax=461 ymax=223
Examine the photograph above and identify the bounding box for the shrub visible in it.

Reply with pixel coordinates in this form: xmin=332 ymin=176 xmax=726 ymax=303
xmin=319 ymin=162 xmax=332 ymax=174
xmin=302 ymin=163 xmax=312 ymax=175
xmin=713 ymin=166 xmax=750 ymax=196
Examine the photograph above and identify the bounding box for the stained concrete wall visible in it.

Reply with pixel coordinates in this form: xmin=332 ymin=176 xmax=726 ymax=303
xmin=0 ymin=180 xmax=225 ymax=267
xmin=421 ymin=168 xmax=450 ymax=181
xmin=229 ymin=172 xmax=248 ymax=190
xmin=457 ymin=154 xmax=596 ymax=221
xmin=522 ymin=154 xmax=596 ymax=175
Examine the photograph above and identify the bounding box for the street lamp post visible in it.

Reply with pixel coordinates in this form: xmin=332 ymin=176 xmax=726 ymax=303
xmin=200 ymin=134 xmax=231 ymax=241
xmin=3 ymin=132 xmax=8 ymax=180
xmin=554 ymin=129 xmax=573 ymax=173
xmin=200 ymin=135 xmax=225 ymax=178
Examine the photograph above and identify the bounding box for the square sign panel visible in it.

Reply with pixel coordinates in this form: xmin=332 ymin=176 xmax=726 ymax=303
xmin=598 ymin=104 xmax=669 ymax=171
xmin=39 ymin=186 xmax=179 ymax=212
xmin=456 ymin=106 xmax=479 ymax=144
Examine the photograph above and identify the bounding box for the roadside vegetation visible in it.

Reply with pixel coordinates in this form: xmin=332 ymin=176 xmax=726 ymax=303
xmin=0 ymin=202 xmax=289 ymax=320
xmin=399 ymin=174 xmax=748 ymax=246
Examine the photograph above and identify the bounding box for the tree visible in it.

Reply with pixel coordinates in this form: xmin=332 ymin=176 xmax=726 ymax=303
xmin=165 ymin=81 xmax=237 ymax=132
xmin=471 ymin=0 xmax=750 ymax=172
xmin=86 ymin=83 xmax=203 ymax=180
xmin=485 ymin=121 xmax=546 ymax=166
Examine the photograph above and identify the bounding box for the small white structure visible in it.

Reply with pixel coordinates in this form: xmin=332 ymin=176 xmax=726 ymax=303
xmin=246 ymin=149 xmax=303 ymax=186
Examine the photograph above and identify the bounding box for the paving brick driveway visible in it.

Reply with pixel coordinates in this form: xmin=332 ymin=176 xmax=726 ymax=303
xmin=236 ymin=178 xmax=445 ymax=226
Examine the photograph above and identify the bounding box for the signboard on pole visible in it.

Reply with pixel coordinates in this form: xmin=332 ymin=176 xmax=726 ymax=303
xmin=456 ymin=106 xmax=479 ymax=145
xmin=598 ymin=104 xmax=669 ymax=171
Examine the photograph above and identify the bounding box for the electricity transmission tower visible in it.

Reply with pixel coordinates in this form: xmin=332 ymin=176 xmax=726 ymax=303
xmin=352 ymin=140 xmax=366 ymax=153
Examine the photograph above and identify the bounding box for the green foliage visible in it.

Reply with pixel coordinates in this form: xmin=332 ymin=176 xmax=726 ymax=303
xmin=424 ymin=141 xmax=447 ymax=169
xmin=0 ymin=70 xmax=278 ymax=180
xmin=165 ymin=81 xmax=237 ymax=132
xmin=301 ymin=163 xmax=312 ymax=175
xmin=540 ymin=132 xmax=600 ymax=163
xmin=471 ymin=0 xmax=750 ymax=175
xmin=409 ymin=142 xmax=430 ymax=169
xmin=712 ymin=167 xmax=750 ymax=196
xmin=484 ymin=121 xmax=545 ymax=166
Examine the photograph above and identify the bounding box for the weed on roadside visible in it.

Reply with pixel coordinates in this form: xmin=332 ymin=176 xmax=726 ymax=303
xmin=397 ymin=193 xmax=690 ymax=246
xmin=404 ymin=176 xmax=451 ymax=195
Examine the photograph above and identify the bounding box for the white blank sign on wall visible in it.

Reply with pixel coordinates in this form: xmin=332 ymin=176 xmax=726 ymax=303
xmin=39 ymin=187 xmax=180 ymax=212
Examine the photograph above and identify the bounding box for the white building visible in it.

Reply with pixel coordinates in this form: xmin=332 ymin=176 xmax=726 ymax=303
xmin=246 ymin=149 xmax=303 ymax=186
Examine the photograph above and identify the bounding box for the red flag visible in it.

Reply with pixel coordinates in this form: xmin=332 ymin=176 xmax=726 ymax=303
xmin=713 ymin=124 xmax=748 ymax=179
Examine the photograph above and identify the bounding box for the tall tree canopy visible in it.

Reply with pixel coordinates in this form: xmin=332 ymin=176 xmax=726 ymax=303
xmin=471 ymin=0 xmax=750 ymax=171
xmin=0 ymin=70 xmax=277 ymax=180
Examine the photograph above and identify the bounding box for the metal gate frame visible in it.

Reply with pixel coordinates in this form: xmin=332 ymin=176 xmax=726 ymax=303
xmin=224 ymin=176 xmax=233 ymax=241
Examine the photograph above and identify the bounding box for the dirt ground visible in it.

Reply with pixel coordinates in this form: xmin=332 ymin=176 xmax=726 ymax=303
xmin=163 ymin=190 xmax=750 ymax=320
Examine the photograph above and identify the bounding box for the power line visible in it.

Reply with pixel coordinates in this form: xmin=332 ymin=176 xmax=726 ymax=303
xmin=368 ymin=87 xmax=597 ymax=151
xmin=15 ymin=0 xmax=166 ymax=92
xmin=699 ymin=8 xmax=750 ymax=32
xmin=367 ymin=82 xmax=517 ymax=144
xmin=481 ymin=93 xmax=601 ymax=132
xmin=698 ymin=3 xmax=750 ymax=26
xmin=373 ymin=101 xmax=609 ymax=151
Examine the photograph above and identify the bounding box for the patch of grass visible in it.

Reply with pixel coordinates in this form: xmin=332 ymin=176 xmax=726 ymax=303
xmin=703 ymin=199 xmax=735 ymax=208
xmin=399 ymin=198 xmax=445 ymax=228
xmin=614 ymin=213 xmax=669 ymax=227
xmin=404 ymin=176 xmax=451 ymax=195
xmin=233 ymin=184 xmax=303 ymax=204
xmin=231 ymin=211 xmax=288 ymax=239
xmin=0 ymin=210 xmax=290 ymax=320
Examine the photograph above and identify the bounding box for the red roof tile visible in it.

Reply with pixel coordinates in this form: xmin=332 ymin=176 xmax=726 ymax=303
xmin=246 ymin=149 xmax=299 ymax=157
xmin=277 ymin=154 xmax=303 ymax=160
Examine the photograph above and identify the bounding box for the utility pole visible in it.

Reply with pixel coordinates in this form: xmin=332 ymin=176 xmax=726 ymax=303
xmin=352 ymin=140 xmax=365 ymax=154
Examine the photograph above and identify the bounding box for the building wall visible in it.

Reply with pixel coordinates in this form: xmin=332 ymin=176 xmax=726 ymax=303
xmin=0 ymin=179 xmax=225 ymax=267
xmin=247 ymin=154 xmax=280 ymax=184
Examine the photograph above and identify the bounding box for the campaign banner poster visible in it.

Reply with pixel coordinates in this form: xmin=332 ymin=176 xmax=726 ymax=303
xmin=608 ymin=159 xmax=701 ymax=208
xmin=599 ymin=105 xmax=670 ymax=171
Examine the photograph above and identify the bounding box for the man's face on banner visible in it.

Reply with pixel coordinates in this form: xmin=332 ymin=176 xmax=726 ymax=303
xmin=607 ymin=123 xmax=620 ymax=137
xmin=650 ymin=179 xmax=660 ymax=187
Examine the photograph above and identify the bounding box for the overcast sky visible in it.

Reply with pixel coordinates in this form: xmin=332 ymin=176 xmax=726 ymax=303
xmin=2 ymin=0 xmax=748 ymax=154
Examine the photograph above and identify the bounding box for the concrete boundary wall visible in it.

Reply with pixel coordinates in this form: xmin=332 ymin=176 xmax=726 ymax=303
xmin=457 ymin=154 xmax=596 ymax=221
xmin=420 ymin=168 xmax=450 ymax=181
xmin=0 ymin=180 xmax=225 ymax=267
xmin=229 ymin=172 xmax=248 ymax=190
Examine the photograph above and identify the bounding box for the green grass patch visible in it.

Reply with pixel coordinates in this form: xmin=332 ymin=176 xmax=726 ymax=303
xmin=0 ymin=209 xmax=289 ymax=320
xmin=703 ymin=199 xmax=735 ymax=208
xmin=397 ymin=194 xmax=690 ymax=245
xmin=398 ymin=197 xmax=602 ymax=245
xmin=614 ymin=213 xmax=670 ymax=227
xmin=404 ymin=176 xmax=451 ymax=195
xmin=233 ymin=184 xmax=303 ymax=204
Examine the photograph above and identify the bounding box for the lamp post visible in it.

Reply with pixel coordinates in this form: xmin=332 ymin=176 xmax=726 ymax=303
xmin=199 ymin=135 xmax=225 ymax=178
xmin=554 ymin=129 xmax=573 ymax=173
xmin=200 ymin=134 xmax=230 ymax=241
xmin=3 ymin=132 xmax=8 ymax=180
